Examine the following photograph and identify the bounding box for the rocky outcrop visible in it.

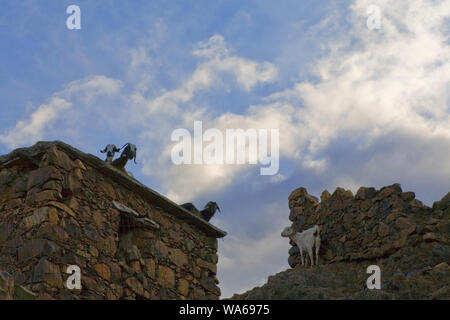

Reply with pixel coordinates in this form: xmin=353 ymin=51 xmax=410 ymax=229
xmin=0 ymin=141 xmax=226 ymax=300
xmin=230 ymin=260 xmax=449 ymax=300
xmin=231 ymin=184 xmax=449 ymax=300
xmin=0 ymin=270 xmax=36 ymax=300
xmin=287 ymin=184 xmax=449 ymax=267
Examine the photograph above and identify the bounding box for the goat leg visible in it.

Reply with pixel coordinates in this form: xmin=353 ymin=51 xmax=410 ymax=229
xmin=307 ymin=247 xmax=314 ymax=266
xmin=315 ymin=243 xmax=320 ymax=266
xmin=299 ymin=247 xmax=305 ymax=266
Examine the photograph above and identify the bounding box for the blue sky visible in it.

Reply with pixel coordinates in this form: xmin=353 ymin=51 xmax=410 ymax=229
xmin=1 ymin=0 xmax=449 ymax=298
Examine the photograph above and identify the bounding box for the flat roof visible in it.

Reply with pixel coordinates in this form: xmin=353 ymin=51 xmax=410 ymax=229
xmin=0 ymin=141 xmax=227 ymax=238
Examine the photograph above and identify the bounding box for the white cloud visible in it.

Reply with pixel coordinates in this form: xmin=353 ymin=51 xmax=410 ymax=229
xmin=161 ymin=103 xmax=299 ymax=202
xmin=0 ymin=97 xmax=71 ymax=149
xmin=269 ymin=174 xmax=287 ymax=184
xmin=129 ymin=47 xmax=151 ymax=69
xmin=0 ymin=75 xmax=122 ymax=149
xmin=193 ymin=34 xmax=230 ymax=60
xmin=156 ymin=0 xmax=450 ymax=201
xmin=193 ymin=35 xmax=277 ymax=91
xmin=215 ymin=202 xmax=290 ymax=298
xmin=217 ymin=0 xmax=450 ymax=191
xmin=288 ymin=0 xmax=450 ymax=178
xmin=123 ymin=35 xmax=281 ymax=201
xmin=1 ymin=33 xmax=281 ymax=202
xmin=134 ymin=35 xmax=277 ymax=116
xmin=63 ymin=75 xmax=123 ymax=103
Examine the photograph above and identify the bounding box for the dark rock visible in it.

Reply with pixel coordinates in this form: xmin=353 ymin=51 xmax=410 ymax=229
xmin=200 ymin=277 xmax=221 ymax=296
xmin=381 ymin=183 xmax=402 ymax=193
xmin=39 ymin=145 xmax=76 ymax=171
xmin=27 ymin=167 xmax=63 ymax=191
xmin=433 ymin=192 xmax=450 ymax=211
xmin=288 ymin=255 xmax=299 ymax=268
xmin=13 ymin=176 xmax=28 ymax=192
xmin=65 ymin=221 xmax=82 ymax=238
xmin=26 ymin=190 xmax=60 ymax=205
xmin=288 ymin=187 xmax=308 ymax=201
xmin=62 ymin=173 xmax=82 ymax=197
xmin=0 ymin=272 xmax=14 ymax=299
xmin=320 ymin=190 xmax=331 ymax=202
xmin=0 ymin=171 xmax=14 ymax=187
xmin=109 ymin=262 xmax=122 ymax=282
xmin=14 ymin=285 xmax=36 ymax=300
xmin=401 ymin=192 xmax=415 ymax=201
xmin=356 ymin=187 xmax=376 ymax=200
xmin=18 ymin=239 xmax=60 ymax=262
xmin=292 ymin=216 xmax=305 ymax=231
xmin=289 ymin=246 xmax=299 ymax=255
xmin=289 ymin=207 xmax=303 ymax=221
xmin=32 ymin=258 xmax=63 ymax=288
xmin=0 ymin=223 xmax=13 ymax=243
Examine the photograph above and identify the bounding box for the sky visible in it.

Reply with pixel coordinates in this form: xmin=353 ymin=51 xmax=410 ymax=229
xmin=1 ymin=0 xmax=449 ymax=298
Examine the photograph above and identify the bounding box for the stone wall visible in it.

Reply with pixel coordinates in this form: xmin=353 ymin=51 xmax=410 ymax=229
xmin=287 ymin=184 xmax=450 ymax=267
xmin=0 ymin=141 xmax=226 ymax=300
xmin=0 ymin=270 xmax=36 ymax=300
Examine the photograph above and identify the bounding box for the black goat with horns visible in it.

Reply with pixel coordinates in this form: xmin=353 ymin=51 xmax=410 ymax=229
xmin=180 ymin=201 xmax=221 ymax=222
xmin=111 ymin=142 xmax=137 ymax=173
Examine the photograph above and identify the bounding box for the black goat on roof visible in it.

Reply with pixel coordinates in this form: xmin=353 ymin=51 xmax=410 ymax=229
xmin=181 ymin=201 xmax=221 ymax=222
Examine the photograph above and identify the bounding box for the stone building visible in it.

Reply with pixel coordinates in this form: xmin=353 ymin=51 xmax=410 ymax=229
xmin=0 ymin=141 xmax=226 ymax=300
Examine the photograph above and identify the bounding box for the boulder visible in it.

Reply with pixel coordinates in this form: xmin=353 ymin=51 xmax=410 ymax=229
xmin=32 ymin=258 xmax=63 ymax=288
xmin=289 ymin=207 xmax=303 ymax=221
xmin=355 ymin=187 xmax=377 ymax=200
xmin=27 ymin=167 xmax=63 ymax=191
xmin=157 ymin=265 xmax=175 ymax=288
xmin=94 ymin=264 xmax=111 ymax=281
xmin=320 ymin=190 xmax=331 ymax=202
xmin=433 ymin=192 xmax=450 ymax=211
xmin=288 ymin=187 xmax=308 ymax=201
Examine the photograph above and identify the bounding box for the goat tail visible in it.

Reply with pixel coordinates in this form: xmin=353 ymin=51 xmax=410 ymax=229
xmin=313 ymin=225 xmax=320 ymax=237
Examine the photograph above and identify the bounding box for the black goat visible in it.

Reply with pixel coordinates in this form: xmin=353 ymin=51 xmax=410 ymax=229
xmin=201 ymin=201 xmax=221 ymax=222
xmin=180 ymin=201 xmax=221 ymax=222
xmin=111 ymin=143 xmax=137 ymax=175
xmin=120 ymin=143 xmax=137 ymax=164
xmin=180 ymin=203 xmax=200 ymax=214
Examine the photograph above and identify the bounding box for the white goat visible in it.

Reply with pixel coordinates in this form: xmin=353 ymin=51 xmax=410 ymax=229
xmin=100 ymin=144 xmax=120 ymax=164
xmin=281 ymin=225 xmax=321 ymax=267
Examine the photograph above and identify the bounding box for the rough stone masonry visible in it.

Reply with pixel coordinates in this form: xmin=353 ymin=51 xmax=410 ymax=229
xmin=229 ymin=184 xmax=449 ymax=300
xmin=287 ymin=184 xmax=450 ymax=268
xmin=0 ymin=141 xmax=226 ymax=300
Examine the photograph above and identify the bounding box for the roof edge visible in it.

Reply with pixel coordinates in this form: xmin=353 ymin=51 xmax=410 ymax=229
xmin=0 ymin=141 xmax=227 ymax=238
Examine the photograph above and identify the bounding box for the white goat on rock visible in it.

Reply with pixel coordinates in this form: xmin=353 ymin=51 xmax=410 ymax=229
xmin=282 ymin=225 xmax=321 ymax=267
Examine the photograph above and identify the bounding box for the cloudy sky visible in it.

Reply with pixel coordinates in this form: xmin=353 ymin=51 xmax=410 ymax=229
xmin=1 ymin=0 xmax=449 ymax=298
